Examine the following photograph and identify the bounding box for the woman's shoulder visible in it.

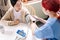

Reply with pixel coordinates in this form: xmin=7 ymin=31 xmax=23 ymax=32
xmin=7 ymin=7 xmax=14 ymax=13
xmin=22 ymin=6 xmax=30 ymax=14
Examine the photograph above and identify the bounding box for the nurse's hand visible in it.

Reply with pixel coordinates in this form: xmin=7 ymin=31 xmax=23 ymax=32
xmin=8 ymin=19 xmax=20 ymax=26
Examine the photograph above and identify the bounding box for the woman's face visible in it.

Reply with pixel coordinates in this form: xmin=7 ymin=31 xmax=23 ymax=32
xmin=40 ymin=2 xmax=51 ymax=16
xmin=40 ymin=3 xmax=49 ymax=15
xmin=42 ymin=7 xmax=57 ymax=17
xmin=42 ymin=7 xmax=50 ymax=15
xmin=14 ymin=0 xmax=22 ymax=11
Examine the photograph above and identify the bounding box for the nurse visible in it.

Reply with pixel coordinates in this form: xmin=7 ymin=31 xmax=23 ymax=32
xmin=34 ymin=0 xmax=60 ymax=40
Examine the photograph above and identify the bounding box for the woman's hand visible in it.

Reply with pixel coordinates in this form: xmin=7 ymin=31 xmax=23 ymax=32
xmin=8 ymin=19 xmax=20 ymax=26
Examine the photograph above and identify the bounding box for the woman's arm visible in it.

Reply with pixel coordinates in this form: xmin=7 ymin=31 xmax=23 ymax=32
xmin=1 ymin=9 xmax=20 ymax=26
xmin=33 ymin=15 xmax=46 ymax=24
xmin=1 ymin=19 xmax=20 ymax=26
xmin=8 ymin=19 xmax=20 ymax=26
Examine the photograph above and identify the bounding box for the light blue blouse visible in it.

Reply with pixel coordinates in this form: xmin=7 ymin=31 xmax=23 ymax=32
xmin=35 ymin=17 xmax=60 ymax=40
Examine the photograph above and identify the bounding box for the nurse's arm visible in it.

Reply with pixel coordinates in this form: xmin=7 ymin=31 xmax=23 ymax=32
xmin=33 ymin=15 xmax=46 ymax=24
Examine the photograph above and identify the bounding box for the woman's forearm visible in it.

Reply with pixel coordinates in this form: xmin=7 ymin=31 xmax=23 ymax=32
xmin=33 ymin=15 xmax=46 ymax=24
xmin=37 ymin=18 xmax=46 ymax=23
xmin=0 ymin=19 xmax=20 ymax=26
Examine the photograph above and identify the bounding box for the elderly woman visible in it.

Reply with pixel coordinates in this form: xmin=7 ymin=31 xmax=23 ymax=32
xmin=1 ymin=0 xmax=33 ymax=26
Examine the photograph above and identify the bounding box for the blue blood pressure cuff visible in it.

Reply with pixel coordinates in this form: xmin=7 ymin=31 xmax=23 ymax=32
xmin=16 ymin=30 xmax=26 ymax=37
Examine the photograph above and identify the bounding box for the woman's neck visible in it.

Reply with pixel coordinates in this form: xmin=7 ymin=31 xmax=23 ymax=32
xmin=15 ymin=9 xmax=21 ymax=12
xmin=14 ymin=7 xmax=21 ymax=12
xmin=49 ymin=12 xmax=58 ymax=18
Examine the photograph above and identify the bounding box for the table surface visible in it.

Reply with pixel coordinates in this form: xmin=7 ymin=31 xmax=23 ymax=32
xmin=0 ymin=21 xmax=42 ymax=40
